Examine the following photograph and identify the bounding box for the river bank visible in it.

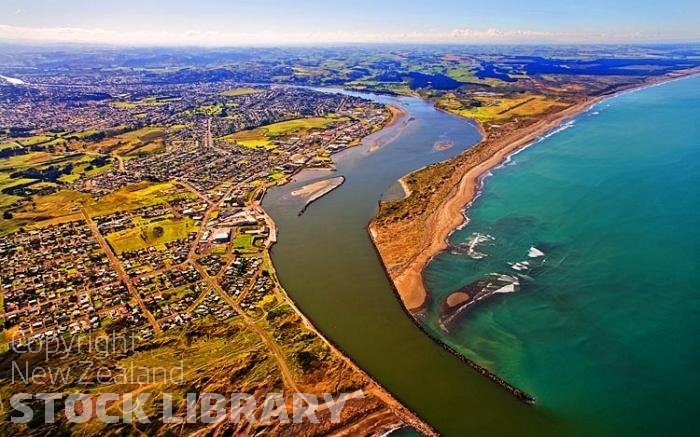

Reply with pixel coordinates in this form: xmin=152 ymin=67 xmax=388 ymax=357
xmin=257 ymin=98 xmax=437 ymax=435
xmin=365 ymin=104 xmax=410 ymax=153
xmin=259 ymin=246 xmax=439 ymax=436
xmin=370 ymin=68 xmax=700 ymax=315
xmin=386 ymin=104 xmax=408 ymax=127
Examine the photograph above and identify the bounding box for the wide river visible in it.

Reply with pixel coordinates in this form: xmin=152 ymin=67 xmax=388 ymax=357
xmin=264 ymin=89 xmax=563 ymax=435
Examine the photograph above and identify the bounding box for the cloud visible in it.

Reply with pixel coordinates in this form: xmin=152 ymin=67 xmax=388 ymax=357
xmin=0 ymin=24 xmax=690 ymax=46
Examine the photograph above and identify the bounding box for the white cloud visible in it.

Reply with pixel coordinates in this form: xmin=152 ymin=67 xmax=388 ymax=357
xmin=0 ymin=24 xmax=689 ymax=46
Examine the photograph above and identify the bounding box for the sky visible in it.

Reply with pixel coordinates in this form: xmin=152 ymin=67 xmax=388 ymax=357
xmin=0 ymin=0 xmax=698 ymax=46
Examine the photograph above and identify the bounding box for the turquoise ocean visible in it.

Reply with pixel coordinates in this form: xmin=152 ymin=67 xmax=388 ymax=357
xmin=423 ymin=75 xmax=700 ymax=436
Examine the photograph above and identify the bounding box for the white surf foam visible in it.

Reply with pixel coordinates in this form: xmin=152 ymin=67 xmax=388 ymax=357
xmin=510 ymin=261 xmax=531 ymax=271
xmin=528 ymin=246 xmax=545 ymax=258
xmin=492 ymin=283 xmax=518 ymax=294
xmin=463 ymin=232 xmax=494 ymax=259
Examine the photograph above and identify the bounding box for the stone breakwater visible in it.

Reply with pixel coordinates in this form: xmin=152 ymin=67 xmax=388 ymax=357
xmin=368 ymin=218 xmax=536 ymax=405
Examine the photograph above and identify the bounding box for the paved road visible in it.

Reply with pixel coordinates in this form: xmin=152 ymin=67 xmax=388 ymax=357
xmin=81 ymin=207 xmax=161 ymax=333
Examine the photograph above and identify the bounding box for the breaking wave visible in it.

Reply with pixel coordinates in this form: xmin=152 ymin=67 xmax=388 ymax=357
xmin=451 ymin=232 xmax=495 ymax=259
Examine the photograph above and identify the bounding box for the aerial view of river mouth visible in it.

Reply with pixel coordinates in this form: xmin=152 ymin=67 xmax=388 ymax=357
xmin=264 ymin=89 xmax=561 ymax=435
xmin=3 ymin=2 xmax=700 ymax=436
xmin=266 ymin=75 xmax=700 ymax=436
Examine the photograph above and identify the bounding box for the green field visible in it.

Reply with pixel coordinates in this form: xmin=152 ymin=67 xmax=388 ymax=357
xmin=0 ymin=141 xmax=21 ymax=150
xmin=15 ymin=135 xmax=54 ymax=146
xmin=222 ymin=116 xmax=346 ymax=149
xmin=220 ymin=87 xmax=263 ymax=96
xmin=106 ymin=217 xmax=197 ymax=254
xmin=0 ymin=180 xmax=193 ymax=236
xmin=188 ymin=103 xmax=226 ymax=116
xmin=267 ymin=117 xmax=345 ymax=134
xmin=113 ymin=95 xmax=180 ymax=109
xmin=90 ymin=126 xmax=170 ymax=155
xmin=232 ymin=232 xmax=260 ymax=253
xmin=437 ymin=93 xmax=566 ymax=122
xmin=86 ymin=181 xmax=183 ymax=216
xmin=0 ymin=149 xmax=115 ymax=235
xmin=0 ymin=151 xmax=110 ymax=190
xmin=0 ymin=151 xmax=56 ymax=171
xmin=1 ymin=188 xmax=90 ymax=235
xmin=232 ymin=138 xmax=276 ymax=149
xmin=268 ymin=170 xmax=286 ymax=180
xmin=0 ymin=173 xmax=36 ymax=191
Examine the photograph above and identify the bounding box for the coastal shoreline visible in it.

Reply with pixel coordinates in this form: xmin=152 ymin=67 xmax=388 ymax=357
xmin=365 ymin=222 xmax=538 ymax=404
xmin=362 ymin=68 xmax=700 ymax=405
xmin=380 ymin=97 xmax=600 ymax=312
xmin=371 ymin=68 xmax=700 ymax=315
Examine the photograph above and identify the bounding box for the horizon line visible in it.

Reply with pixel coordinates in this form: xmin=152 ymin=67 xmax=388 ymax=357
xmin=1 ymin=24 xmax=698 ymax=48
xmin=2 ymin=39 xmax=700 ymax=50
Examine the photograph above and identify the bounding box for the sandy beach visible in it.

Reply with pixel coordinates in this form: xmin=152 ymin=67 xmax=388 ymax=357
xmin=375 ymin=69 xmax=700 ymax=312
xmin=391 ymin=98 xmax=599 ymax=310
xmin=386 ymin=104 xmax=408 ymax=127
xmin=291 ymin=176 xmax=344 ymax=197
xmin=293 ymin=175 xmax=345 ymax=214
xmin=398 ymin=177 xmax=412 ymax=200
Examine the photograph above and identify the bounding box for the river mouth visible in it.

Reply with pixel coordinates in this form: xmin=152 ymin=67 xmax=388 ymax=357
xmin=263 ymin=88 xmax=560 ymax=435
